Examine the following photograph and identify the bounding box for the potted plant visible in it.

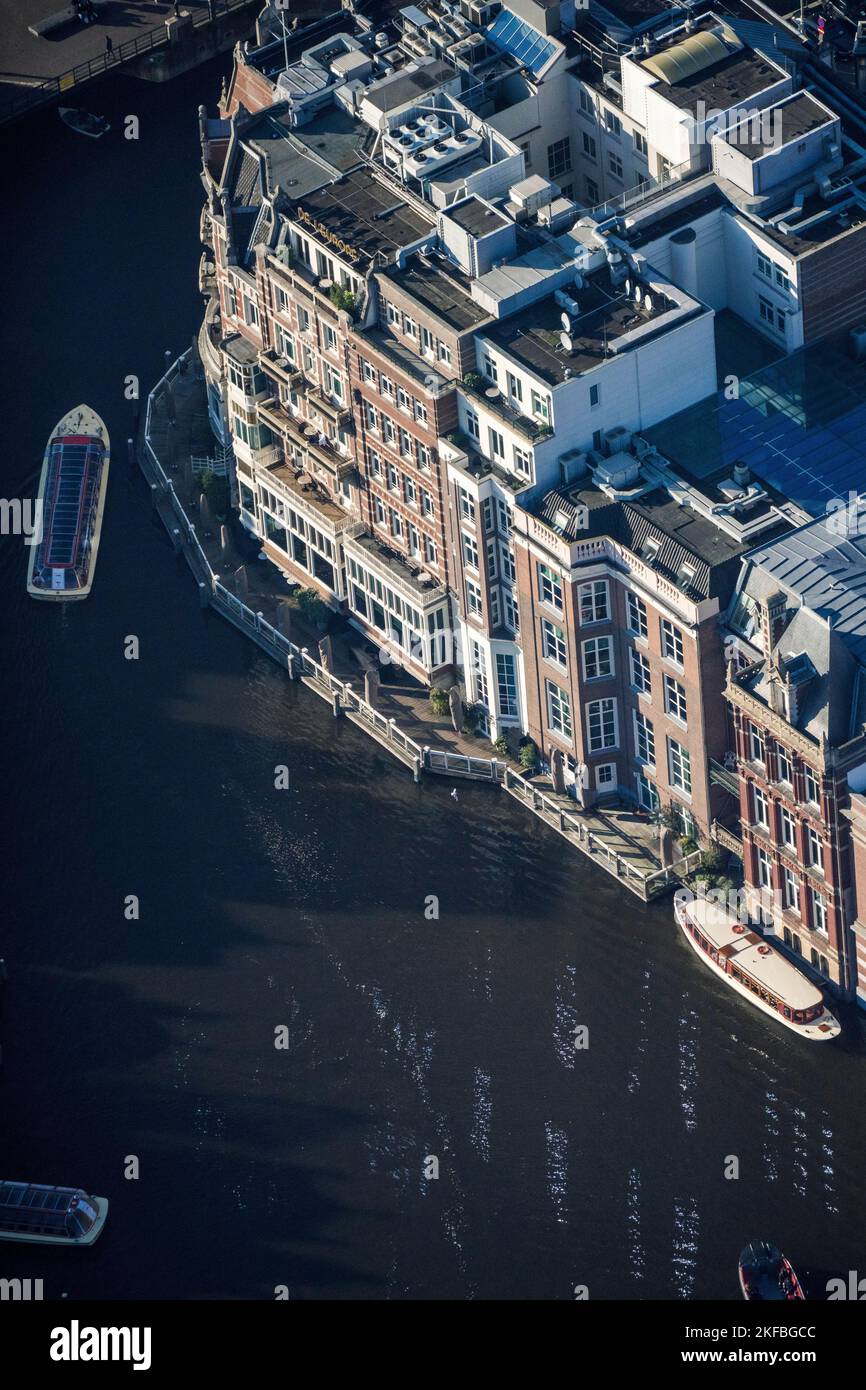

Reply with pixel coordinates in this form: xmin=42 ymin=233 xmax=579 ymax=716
xmin=518 ymin=738 xmax=538 ymax=773
xmin=296 ymin=587 xmax=329 ymax=630
xmin=429 ymin=686 xmax=449 ymax=717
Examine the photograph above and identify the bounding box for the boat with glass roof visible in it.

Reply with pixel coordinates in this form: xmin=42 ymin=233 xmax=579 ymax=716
xmin=27 ymin=405 xmax=110 ymax=600
xmin=0 ymin=1181 xmax=108 ymax=1245
xmin=675 ymin=894 xmax=840 ymax=1040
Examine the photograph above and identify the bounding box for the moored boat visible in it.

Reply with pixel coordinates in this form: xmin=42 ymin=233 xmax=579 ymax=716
xmin=674 ymin=894 xmax=840 ymax=1040
xmin=0 ymin=1180 xmax=108 ymax=1246
xmin=58 ymin=108 xmax=110 ymax=139
xmin=27 ymin=405 xmax=110 ymax=601
xmin=739 ymin=1242 xmax=804 ymax=1301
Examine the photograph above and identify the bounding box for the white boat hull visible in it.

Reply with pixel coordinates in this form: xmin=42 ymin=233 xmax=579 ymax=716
xmin=27 ymin=404 xmax=110 ymax=602
xmin=0 ymin=1196 xmax=108 ymax=1245
xmin=675 ymin=897 xmax=840 ymax=1041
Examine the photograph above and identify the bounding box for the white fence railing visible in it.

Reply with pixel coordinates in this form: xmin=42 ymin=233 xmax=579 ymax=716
xmin=143 ymin=352 xmax=680 ymax=899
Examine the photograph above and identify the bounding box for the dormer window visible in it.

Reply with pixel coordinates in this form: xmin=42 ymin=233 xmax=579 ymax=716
xmin=641 ymin=535 xmax=661 ymax=564
xmin=677 ymin=561 xmax=697 ymax=591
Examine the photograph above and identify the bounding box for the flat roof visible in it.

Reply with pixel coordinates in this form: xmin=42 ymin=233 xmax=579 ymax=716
xmin=245 ymin=106 xmax=374 ymax=201
xmin=488 ymin=270 xmax=681 ymax=386
xmin=644 ymin=343 xmax=866 ymax=519
xmin=295 ymin=168 xmax=434 ymax=265
xmin=363 ymin=59 xmax=456 ymax=112
xmin=446 ymin=196 xmax=511 ymax=237
xmin=725 ymin=91 xmax=836 ymax=160
xmin=384 ymin=253 xmax=489 ymax=330
xmin=651 ymin=46 xmax=786 ymax=115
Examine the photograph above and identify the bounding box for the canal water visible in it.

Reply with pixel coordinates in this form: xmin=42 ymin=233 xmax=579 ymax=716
xmin=1 ymin=60 xmax=865 ymax=1302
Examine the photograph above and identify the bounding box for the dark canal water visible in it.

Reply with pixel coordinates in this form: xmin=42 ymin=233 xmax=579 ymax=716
xmin=1 ymin=58 xmax=865 ymax=1302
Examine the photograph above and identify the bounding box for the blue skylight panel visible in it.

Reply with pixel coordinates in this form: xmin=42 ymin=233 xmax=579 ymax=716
xmin=487 ymin=9 xmax=557 ymax=76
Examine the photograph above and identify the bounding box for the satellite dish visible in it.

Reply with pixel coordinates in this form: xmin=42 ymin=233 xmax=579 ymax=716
xmin=644 ymin=292 xmax=653 ymax=311
xmin=560 ymin=311 xmax=572 ymax=332
xmin=633 ymin=282 xmax=642 ymax=302
xmin=560 ymin=331 xmax=574 ymax=352
xmin=624 ymin=277 xmax=632 ymax=297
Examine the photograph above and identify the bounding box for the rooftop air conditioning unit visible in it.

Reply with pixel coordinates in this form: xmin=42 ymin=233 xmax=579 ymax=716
xmin=603 ymin=426 xmax=633 ymax=457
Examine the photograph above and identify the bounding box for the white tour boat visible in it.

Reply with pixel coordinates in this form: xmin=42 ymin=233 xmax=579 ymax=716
xmin=27 ymin=405 xmax=110 ymax=601
xmin=674 ymin=894 xmax=840 ymax=1040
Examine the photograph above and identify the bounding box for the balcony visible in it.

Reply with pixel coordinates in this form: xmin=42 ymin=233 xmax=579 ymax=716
xmin=261 ymin=455 xmax=360 ymax=537
xmin=199 ymin=252 xmax=216 ymax=297
xmin=258 ymin=398 xmax=355 ymax=484
xmin=259 ymin=348 xmax=303 ymax=390
xmin=305 ymin=383 xmax=353 ymax=433
xmin=344 ymin=531 xmax=447 ymax=608
xmin=461 ymin=378 xmax=552 ymax=444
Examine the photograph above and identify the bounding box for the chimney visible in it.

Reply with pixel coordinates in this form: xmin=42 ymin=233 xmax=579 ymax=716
xmin=764 ymin=591 xmax=787 ymax=652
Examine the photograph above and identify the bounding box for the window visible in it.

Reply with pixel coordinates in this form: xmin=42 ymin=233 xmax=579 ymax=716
xmin=325 ymin=365 xmax=343 ymax=402
xmin=597 ymin=763 xmax=615 ymax=788
xmin=466 ymin=578 xmax=482 ymax=616
xmin=415 ymin=401 xmax=428 ymax=426
xmin=323 ymin=324 xmax=337 ymax=353
xmin=782 ymin=866 xmax=800 ymax=914
xmin=753 ymin=785 xmax=769 ymax=828
xmin=397 ymin=386 xmax=410 ymax=413
xmin=438 ymin=341 xmax=452 ymax=366
xmin=506 ymin=371 xmax=523 ymax=404
xmin=630 ymin=647 xmax=651 ymax=695
xmin=417 ymin=443 xmax=431 ymax=470
xmin=635 ymin=130 xmax=648 ymax=158
xmin=538 ymin=563 xmax=563 ymax=611
xmin=548 ymin=137 xmax=571 ymax=179
xmin=780 ymin=807 xmax=796 ymax=849
xmin=608 ymin=152 xmax=623 ymax=181
xmin=757 ymin=846 xmax=772 ymax=890
xmin=664 ymin=675 xmax=687 ymax=724
xmin=461 ymin=531 xmax=479 ymax=570
xmin=582 ymin=635 xmax=613 ymax=680
xmin=530 ymin=390 xmax=550 ymax=423
xmin=361 ymin=359 xmax=376 ymax=385
xmin=805 ymin=825 xmax=823 ymax=873
xmin=466 ymin=409 xmax=480 ymax=441
xmin=758 ymin=295 xmax=786 ymax=334
xmin=275 ymin=325 xmax=295 ymax=361
xmin=776 ymin=744 xmax=792 ymax=785
xmin=496 ymin=653 xmax=518 ymax=718
xmin=812 ymin=889 xmax=828 ymax=935
xmin=660 ymin=618 xmax=683 ymax=665
xmin=774 ymin=266 xmax=790 ymax=294
xmin=583 ymin=132 xmax=597 ymax=160
xmin=587 ymin=697 xmax=617 ymax=752
xmin=634 ymin=710 xmax=655 ymax=766
xmin=385 ymin=301 xmax=400 ymax=326
xmin=489 ymin=427 xmax=505 ymax=460
xmin=757 ymin=251 xmax=773 ymax=280
xmin=513 ymin=447 xmax=532 ymax=478
xmin=585 ymin=176 xmax=599 ymax=204
xmin=605 ymin=110 xmax=621 ymax=138
xmin=627 ymin=592 xmax=648 ymax=639
xmin=387 ymin=462 xmax=399 ymax=493
xmin=404 ymin=476 xmax=417 ymax=507
xmin=579 ymin=88 xmax=594 ymax=116
xmin=390 ymin=509 xmax=402 ymax=540
xmin=421 ymin=488 xmax=434 ymax=517
xmin=404 ymin=315 xmax=417 ymax=341
xmin=668 ymin=737 xmax=691 ymax=795
xmin=748 ymin=722 xmax=765 ymax=765
xmin=579 ymin=580 xmax=609 ymax=624
xmin=636 ymin=770 xmax=658 ymax=812
xmin=380 ymin=374 xmax=394 ymax=399
xmin=589 ymin=382 xmax=600 ymax=408
xmin=803 ymin=766 xmax=820 ymax=806
xmin=547 ymin=680 xmax=573 ymax=739
xmin=542 ymin=618 xmax=566 ymax=666
xmin=458 ymin=485 xmax=475 ymax=521
xmin=425 ymin=535 xmax=437 ymax=565
xmin=368 ymin=448 xmax=382 ymax=477
xmin=374 ymin=497 xmax=386 ymax=526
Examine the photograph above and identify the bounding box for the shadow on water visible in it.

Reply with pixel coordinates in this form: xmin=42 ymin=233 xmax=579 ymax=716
xmin=2 ymin=58 xmax=866 ymax=1301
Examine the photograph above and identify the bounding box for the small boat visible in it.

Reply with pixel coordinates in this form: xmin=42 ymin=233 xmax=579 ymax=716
xmin=0 ymin=1180 xmax=108 ymax=1246
xmin=739 ymin=1242 xmax=804 ymax=1301
xmin=27 ymin=405 xmax=110 ymax=601
xmin=675 ymin=894 xmax=840 ymax=1040
xmin=58 ymin=107 xmax=110 ymax=139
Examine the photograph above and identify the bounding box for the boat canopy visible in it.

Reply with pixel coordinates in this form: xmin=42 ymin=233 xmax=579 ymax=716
xmin=0 ymin=1181 xmax=101 ymax=1239
xmin=683 ymin=898 xmax=824 ymax=1012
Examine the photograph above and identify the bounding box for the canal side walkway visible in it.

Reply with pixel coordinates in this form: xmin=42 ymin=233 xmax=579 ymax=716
xmin=141 ymin=346 xmax=691 ymax=902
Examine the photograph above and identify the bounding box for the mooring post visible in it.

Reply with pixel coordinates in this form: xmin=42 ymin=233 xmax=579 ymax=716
xmin=198 ymin=582 xmax=209 ymax=609
xmin=171 ymin=527 xmax=182 ymax=554
xmin=413 ymin=755 xmax=421 ymax=784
